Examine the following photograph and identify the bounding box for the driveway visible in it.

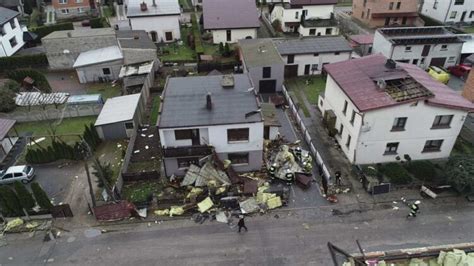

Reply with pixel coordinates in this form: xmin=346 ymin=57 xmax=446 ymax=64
xmin=447 ymin=75 xmax=465 ymax=93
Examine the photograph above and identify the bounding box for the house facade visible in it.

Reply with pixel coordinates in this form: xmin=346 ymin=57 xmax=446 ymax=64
xmin=352 ymin=0 xmax=420 ymax=28
xmin=51 ymin=0 xmax=91 ymax=19
xmin=239 ymin=38 xmax=285 ymax=94
xmin=0 ymin=7 xmax=24 ymax=57
xmin=318 ymin=55 xmax=474 ymax=165
xmin=157 ymin=74 xmax=264 ymax=177
xmin=373 ymin=26 xmax=464 ymax=69
xmin=202 ymin=0 xmax=259 ymax=44
xmin=421 ymin=0 xmax=474 ymax=24
xmin=274 ymin=36 xmax=352 ymax=77
xmin=127 ymin=0 xmax=181 ymax=43
xmin=269 ymin=0 xmax=339 ymax=37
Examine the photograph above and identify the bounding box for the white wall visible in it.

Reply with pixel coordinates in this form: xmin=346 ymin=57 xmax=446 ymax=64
xmin=271 ymin=4 xmax=334 ymax=32
xmin=372 ymin=30 xmax=393 ymax=58
xmin=129 ymin=15 xmax=181 ymax=42
xmin=0 ymin=17 xmax=25 ymax=57
xmin=280 ymin=52 xmax=351 ymax=76
xmin=298 ymin=25 xmax=339 ymax=36
xmin=211 ymin=28 xmax=257 ymax=44
xmin=421 ymin=0 xmax=474 ymax=23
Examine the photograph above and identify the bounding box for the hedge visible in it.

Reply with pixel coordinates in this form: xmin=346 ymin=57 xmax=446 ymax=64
xmin=406 ymin=161 xmax=437 ymax=181
xmin=31 ymin=22 xmax=74 ymax=40
xmin=379 ymin=163 xmax=412 ymax=185
xmin=6 ymin=69 xmax=52 ymax=92
xmin=31 ymin=182 xmax=53 ymax=210
xmin=0 ymin=54 xmax=48 ymax=71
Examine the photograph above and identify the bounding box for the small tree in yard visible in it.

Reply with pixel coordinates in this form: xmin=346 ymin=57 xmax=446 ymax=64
xmin=92 ymin=159 xmax=114 ymax=188
xmin=446 ymin=156 xmax=474 ymax=195
xmin=218 ymin=42 xmax=224 ymax=55
xmin=0 ymin=87 xmax=17 ymax=113
xmin=31 ymin=182 xmax=53 ymax=210
xmin=272 ymin=19 xmax=282 ymax=32
xmin=14 ymin=181 xmax=36 ymax=211
xmin=224 ymin=43 xmax=231 ymax=57
xmin=0 ymin=186 xmax=23 ymax=216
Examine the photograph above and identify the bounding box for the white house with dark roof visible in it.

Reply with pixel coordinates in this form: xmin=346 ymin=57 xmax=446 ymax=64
xmin=127 ymin=0 xmax=181 ymax=43
xmin=157 ymin=74 xmax=264 ymax=177
xmin=318 ymin=54 xmax=474 ymax=165
xmin=269 ymin=0 xmax=339 ymax=36
xmin=202 ymin=0 xmax=260 ymax=44
xmin=274 ymin=36 xmax=352 ymax=77
xmin=0 ymin=7 xmax=24 ymax=57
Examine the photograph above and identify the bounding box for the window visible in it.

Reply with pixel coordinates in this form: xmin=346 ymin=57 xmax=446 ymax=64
xmin=335 ymin=52 xmax=340 ymax=55
xmin=227 ymin=128 xmax=249 ymax=142
xmin=2 ymin=173 xmax=13 ymax=179
xmin=226 ymin=30 xmax=231 ymax=42
xmin=77 ymin=7 xmax=85 ymax=13
xmin=432 ymin=115 xmax=453 ymax=128
xmin=309 ymin=29 xmax=316 ymax=35
xmin=448 ymin=56 xmax=456 ymax=61
xmin=423 ymin=140 xmax=443 ymax=152
xmin=396 ymin=2 xmax=401 ymax=9
xmin=339 ymin=124 xmax=344 ymax=136
xmin=441 ymin=44 xmax=448 ymax=50
xmin=470 ymin=11 xmax=474 ymax=18
xmin=175 ymin=129 xmax=193 ymax=140
xmin=228 ymin=153 xmax=249 ymax=165
xmin=350 ymin=110 xmax=356 ymax=125
xmin=76 ymin=0 xmax=83 ymax=2
xmin=361 ymin=11 xmax=364 ymax=19
xmin=454 ymin=0 xmax=464 ymax=5
xmin=405 ymin=46 xmax=412 ymax=52
xmin=311 ymin=64 xmax=318 ymax=71
xmin=392 ymin=117 xmax=407 ymax=131
xmin=433 ymin=0 xmax=438 ymax=9
xmin=302 ymin=9 xmax=308 ymax=17
xmin=346 ymin=135 xmax=352 ymax=148
xmin=59 ymin=0 xmax=67 ymax=4
xmin=262 ymin=67 xmax=271 ymax=78
xmin=385 ymin=142 xmax=399 ymax=155
xmin=363 ymin=0 xmax=367 ymax=7
xmin=9 ymin=37 xmax=17 ymax=47
xmin=102 ymin=68 xmax=111 ymax=75
xmin=295 ymin=12 xmax=299 ymax=19
xmin=10 ymin=20 xmax=16 ymax=29
xmin=14 ymin=173 xmax=23 ymax=177
xmin=450 ymin=11 xmax=457 ymax=19
xmin=287 ymin=55 xmax=294 ymax=64
xmin=325 ymin=28 xmax=332 ymax=35
xmin=389 ymin=2 xmax=394 ymax=10
xmin=402 ymin=16 xmax=407 ymax=25
xmin=313 ymin=53 xmax=319 ymax=56
xmin=342 ymin=100 xmax=348 ymax=115
xmin=0 ymin=26 xmax=4 ymax=36
xmin=124 ymin=122 xmax=134 ymax=129
xmin=61 ymin=8 xmax=69 ymax=14
xmin=412 ymin=59 xmax=419 ymax=65
xmin=177 ymin=157 xmax=200 ymax=169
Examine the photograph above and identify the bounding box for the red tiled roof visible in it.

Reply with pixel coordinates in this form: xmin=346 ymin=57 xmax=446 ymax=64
xmin=0 ymin=118 xmax=15 ymax=140
xmin=349 ymin=34 xmax=374 ymax=45
xmin=324 ymin=54 xmax=474 ymax=112
xmin=203 ymin=0 xmax=260 ymax=30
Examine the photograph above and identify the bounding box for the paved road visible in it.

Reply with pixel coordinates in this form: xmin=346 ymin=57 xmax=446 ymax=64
xmin=1 ymin=200 xmax=473 ymax=265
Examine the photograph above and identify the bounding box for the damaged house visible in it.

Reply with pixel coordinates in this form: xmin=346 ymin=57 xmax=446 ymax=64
xmin=157 ymin=74 xmax=265 ymax=177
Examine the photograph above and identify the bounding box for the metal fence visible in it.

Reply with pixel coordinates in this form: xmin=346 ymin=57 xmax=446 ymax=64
xmin=0 ymin=104 xmax=102 ymax=122
xmin=282 ymin=85 xmax=332 ymax=181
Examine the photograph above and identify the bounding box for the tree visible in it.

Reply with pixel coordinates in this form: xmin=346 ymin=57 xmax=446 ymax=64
xmin=0 ymin=87 xmax=17 ymax=113
xmin=92 ymin=159 xmax=114 ymax=188
xmin=0 ymin=187 xmax=23 ymax=216
xmin=446 ymin=156 xmax=474 ymax=195
xmin=272 ymin=19 xmax=282 ymax=32
xmin=218 ymin=42 xmax=224 ymax=55
xmin=14 ymin=181 xmax=36 ymax=210
xmin=31 ymin=182 xmax=53 ymax=210
xmin=224 ymin=43 xmax=231 ymax=57
xmin=2 ymin=80 xmax=20 ymax=92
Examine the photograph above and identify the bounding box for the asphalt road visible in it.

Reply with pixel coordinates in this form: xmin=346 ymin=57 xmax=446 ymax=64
xmin=1 ymin=199 xmax=473 ymax=265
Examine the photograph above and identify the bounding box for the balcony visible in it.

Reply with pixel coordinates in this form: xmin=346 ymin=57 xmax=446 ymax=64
xmin=162 ymin=145 xmax=214 ymax=158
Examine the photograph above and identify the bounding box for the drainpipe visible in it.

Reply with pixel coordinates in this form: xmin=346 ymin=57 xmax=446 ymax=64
xmin=443 ymin=0 xmax=454 ymax=23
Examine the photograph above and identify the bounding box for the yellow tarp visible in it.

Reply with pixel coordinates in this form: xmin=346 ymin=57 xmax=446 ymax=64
xmin=4 ymin=218 xmax=23 ymax=231
xmin=186 ymin=188 xmax=203 ymax=199
xmin=267 ymin=196 xmax=282 ymax=209
xmin=169 ymin=206 xmax=184 ymax=217
xmin=197 ymin=197 xmax=214 ymax=213
xmin=154 ymin=209 xmax=170 ymax=216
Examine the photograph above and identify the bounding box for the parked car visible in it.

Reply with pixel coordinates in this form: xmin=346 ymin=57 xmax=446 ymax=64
xmin=448 ymin=64 xmax=472 ymax=79
xmin=428 ymin=66 xmax=450 ymax=84
xmin=0 ymin=165 xmax=35 ymax=185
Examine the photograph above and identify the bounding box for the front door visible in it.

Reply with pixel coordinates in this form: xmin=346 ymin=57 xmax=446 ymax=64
xmin=191 ymin=129 xmax=200 ymax=145
xmin=304 ymin=64 xmax=310 ymax=75
xmin=285 ymin=65 xmax=298 ymax=78
xmin=150 ymin=31 xmax=158 ymax=42
xmin=259 ymin=80 xmax=277 ymax=93
xmin=461 ymin=11 xmax=467 ymax=22
xmin=430 ymin=57 xmax=447 ymax=68
xmin=165 ymin=31 xmax=173 ymax=41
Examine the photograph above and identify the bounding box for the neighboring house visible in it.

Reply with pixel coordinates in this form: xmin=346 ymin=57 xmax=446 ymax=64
xmin=95 ymin=94 xmax=144 ymax=140
xmin=202 ymin=0 xmax=260 ymax=44
xmin=116 ymin=30 xmax=157 ymax=65
xmin=239 ymin=38 xmax=285 ymax=94
xmin=0 ymin=118 xmax=18 ymax=164
xmin=318 ymin=55 xmax=474 ymax=165
xmin=0 ymin=0 xmax=24 ymax=14
xmin=274 ymin=36 xmax=352 ymax=77
xmin=51 ymin=0 xmax=91 ymax=19
xmin=270 ymin=0 xmax=339 ymax=37
xmin=373 ymin=26 xmax=464 ymax=69
xmin=42 ymin=28 xmax=117 ymax=69
xmin=127 ymin=0 xmax=181 ymax=43
xmin=349 ymin=34 xmax=374 ymax=56
xmin=157 ymin=74 xmax=264 ymax=177
xmin=0 ymin=7 xmax=24 ymax=57
xmin=457 ymin=33 xmax=474 ymax=62
xmin=421 ymin=0 xmax=474 ymax=25
xmin=73 ymin=46 xmax=123 ymax=83
xmin=352 ymin=0 xmax=420 ymax=28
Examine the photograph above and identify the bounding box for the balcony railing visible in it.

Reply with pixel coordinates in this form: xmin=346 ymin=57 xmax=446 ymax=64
xmin=162 ymin=145 xmax=214 ymax=158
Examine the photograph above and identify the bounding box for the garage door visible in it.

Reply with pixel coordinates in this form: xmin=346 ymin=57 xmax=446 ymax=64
xmin=430 ymin=57 xmax=447 ymax=67
xmin=259 ymin=80 xmax=277 ymax=93
xmin=285 ymin=65 xmax=298 ymax=78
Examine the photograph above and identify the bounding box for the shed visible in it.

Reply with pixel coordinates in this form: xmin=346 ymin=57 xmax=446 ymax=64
xmin=94 ymin=94 xmax=144 ymax=140
xmin=73 ymin=46 xmax=124 ymax=84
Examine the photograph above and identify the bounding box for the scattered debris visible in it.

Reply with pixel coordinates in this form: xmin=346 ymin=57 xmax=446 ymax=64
xmin=169 ymin=206 xmax=184 ymax=217
xmin=154 ymin=209 xmax=170 ymax=216
xmin=137 ymin=208 xmax=147 ymax=218
xmin=197 ymin=197 xmax=214 ymax=213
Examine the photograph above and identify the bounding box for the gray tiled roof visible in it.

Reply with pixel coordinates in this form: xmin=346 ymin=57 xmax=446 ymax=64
xmin=0 ymin=6 xmax=19 ymax=25
xmin=117 ymin=30 xmax=157 ymax=49
xmin=203 ymin=0 xmax=260 ymax=30
xmin=158 ymin=74 xmax=263 ymax=128
xmin=239 ymin=38 xmax=283 ymax=67
xmin=274 ymin=36 xmax=352 ymax=55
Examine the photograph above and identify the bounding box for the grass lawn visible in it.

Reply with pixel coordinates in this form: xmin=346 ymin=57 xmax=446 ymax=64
xmin=288 ymin=76 xmax=326 ymax=105
xmin=102 ymin=6 xmax=115 ymax=18
xmin=122 ymin=180 xmax=163 ymax=203
xmin=86 ymin=83 xmax=121 ymax=100
xmin=95 ymin=140 xmax=127 ymax=185
xmin=149 ymin=95 xmax=161 ymax=125
xmin=159 ymin=26 xmax=196 ymax=62
xmin=288 ymin=90 xmax=310 ymax=117
xmin=462 ymin=26 xmax=474 ymax=34
xmin=202 ymin=43 xmax=238 ymax=63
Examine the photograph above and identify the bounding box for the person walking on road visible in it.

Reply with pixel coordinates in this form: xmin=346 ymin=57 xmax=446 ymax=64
xmin=238 ymin=215 xmax=248 ymax=233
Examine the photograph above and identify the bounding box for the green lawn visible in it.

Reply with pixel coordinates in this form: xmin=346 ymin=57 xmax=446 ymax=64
xmin=16 ymin=116 xmax=96 ymax=137
xmin=159 ymin=26 xmax=196 ymax=62
xmin=149 ymin=95 xmax=161 ymax=125
xmin=452 ymin=137 xmax=474 ymax=156
xmin=287 ymin=76 xmax=326 ymax=105
xmin=288 ymin=90 xmax=310 ymax=118
xmin=94 ymin=140 xmax=127 ymax=185
xmin=122 ymin=180 xmax=163 ymax=203
xmin=102 ymin=6 xmax=115 ymax=18
xmin=202 ymin=43 xmax=238 ymax=63
xmin=462 ymin=26 xmax=474 ymax=33
xmin=86 ymin=83 xmax=121 ymax=100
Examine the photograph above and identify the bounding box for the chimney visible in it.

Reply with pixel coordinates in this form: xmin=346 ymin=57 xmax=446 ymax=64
xmin=140 ymin=2 xmax=147 ymax=11
xmin=462 ymin=68 xmax=474 ymax=102
xmin=385 ymin=59 xmax=396 ymax=69
xmin=206 ymin=92 xmax=212 ymax=110
xmin=152 ymin=0 xmax=156 ymax=6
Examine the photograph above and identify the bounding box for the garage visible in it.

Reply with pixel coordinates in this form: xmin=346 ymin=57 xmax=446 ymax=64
xmin=430 ymin=57 xmax=447 ymax=67
xmin=285 ymin=65 xmax=298 ymax=78
xmin=259 ymin=80 xmax=277 ymax=93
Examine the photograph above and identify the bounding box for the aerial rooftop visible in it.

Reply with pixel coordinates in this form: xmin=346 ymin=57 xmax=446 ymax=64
xmin=158 ymin=74 xmax=262 ymax=128
xmin=117 ymin=30 xmax=157 ymax=50
xmin=203 ymin=0 xmax=260 ymax=30
xmin=73 ymin=46 xmax=123 ymax=68
xmin=0 ymin=6 xmax=19 ymax=25
xmin=95 ymin=94 xmax=141 ymax=126
xmin=42 ymin=28 xmax=115 ymax=39
xmin=287 ymin=0 xmax=337 ymax=6
xmin=324 ymin=54 xmax=474 ymax=112
xmin=127 ymin=0 xmax=180 ymax=18
xmin=274 ymin=36 xmax=352 ymax=55
xmin=377 ymin=26 xmax=463 ymax=45
xmin=239 ymin=39 xmax=283 ymax=67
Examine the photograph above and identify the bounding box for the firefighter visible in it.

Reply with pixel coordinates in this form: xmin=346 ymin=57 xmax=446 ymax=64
xmin=269 ymin=163 xmax=277 ymax=179
xmin=285 ymin=172 xmax=295 ymax=185
xmin=294 ymin=147 xmax=302 ymax=161
xmin=407 ymin=200 xmax=420 ymax=219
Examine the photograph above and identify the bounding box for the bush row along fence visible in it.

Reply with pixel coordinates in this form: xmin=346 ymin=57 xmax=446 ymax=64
xmin=0 ymin=54 xmax=48 ymax=72
xmin=282 ymin=85 xmax=332 ymax=181
xmin=0 ymin=104 xmax=103 ymax=122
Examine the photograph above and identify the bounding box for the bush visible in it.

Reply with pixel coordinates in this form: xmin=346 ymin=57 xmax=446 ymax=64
xmin=0 ymin=54 xmax=48 ymax=72
xmin=92 ymin=159 xmax=114 ymax=188
xmin=380 ymin=163 xmax=412 ymax=185
xmin=272 ymin=19 xmax=282 ymax=32
xmin=223 ymin=43 xmax=231 ymax=57
xmin=0 ymin=186 xmax=23 ymax=216
xmin=0 ymin=88 xmax=17 ymax=113
xmin=31 ymin=22 xmax=74 ymax=40
xmin=1 ymin=79 xmax=20 ymax=92
xmin=14 ymin=181 xmax=36 ymax=210
xmin=446 ymin=155 xmax=474 ymax=195
xmin=406 ymin=161 xmax=437 ymax=181
xmin=90 ymin=17 xmax=109 ymax=28
xmin=31 ymin=182 xmax=53 ymax=210
xmin=7 ymin=69 xmax=52 ymax=92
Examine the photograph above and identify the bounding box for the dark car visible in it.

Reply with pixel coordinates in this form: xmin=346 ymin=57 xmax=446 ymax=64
xmin=448 ymin=64 xmax=472 ymax=79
